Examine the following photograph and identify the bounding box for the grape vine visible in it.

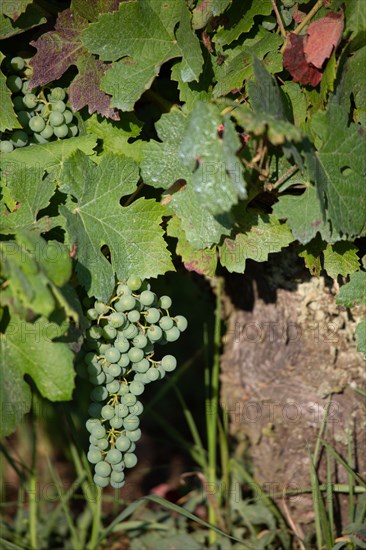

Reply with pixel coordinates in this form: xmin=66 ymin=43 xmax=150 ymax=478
xmin=82 ymin=276 xmax=187 ymax=488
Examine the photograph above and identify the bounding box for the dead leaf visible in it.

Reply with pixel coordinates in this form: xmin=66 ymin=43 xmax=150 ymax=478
xmin=304 ymin=11 xmax=344 ymax=69
xmin=283 ymin=33 xmax=323 ymax=86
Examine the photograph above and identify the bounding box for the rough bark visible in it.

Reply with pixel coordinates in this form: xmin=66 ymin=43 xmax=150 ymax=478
xmin=220 ymin=259 xmax=366 ymax=530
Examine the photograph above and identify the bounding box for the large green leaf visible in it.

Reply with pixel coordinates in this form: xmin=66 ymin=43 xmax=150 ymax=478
xmin=179 ymin=102 xmax=247 ymax=215
xmin=307 ymin=105 xmax=366 ymax=237
xmin=82 ymin=0 xmax=203 ymax=111
xmin=60 ymin=151 xmax=173 ymax=301
xmin=141 ymin=109 xmax=232 ymax=248
xmin=0 ymin=314 xmax=75 ymax=437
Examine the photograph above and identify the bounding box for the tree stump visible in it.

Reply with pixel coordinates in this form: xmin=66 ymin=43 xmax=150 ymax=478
xmin=220 ymin=260 xmax=366 ymax=530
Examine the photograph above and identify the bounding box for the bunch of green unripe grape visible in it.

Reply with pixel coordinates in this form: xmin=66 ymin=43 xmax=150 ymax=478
xmin=83 ymin=276 xmax=188 ymax=489
xmin=0 ymin=55 xmax=79 ymax=153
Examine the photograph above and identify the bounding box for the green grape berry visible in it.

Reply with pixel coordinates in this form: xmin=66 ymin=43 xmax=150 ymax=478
xmin=29 ymin=116 xmax=46 ymax=133
xmin=50 ymin=87 xmax=66 ymax=101
xmin=40 ymin=125 xmax=54 ymax=139
xmin=53 ymin=124 xmax=68 ymax=138
xmin=159 ymin=295 xmax=172 ymax=309
xmin=7 ymin=75 xmax=23 ymax=92
xmin=161 ymin=355 xmax=177 ymax=372
xmin=174 ymin=315 xmax=188 ymax=332
xmin=95 ymin=461 xmax=111 ymax=477
xmin=140 ymin=290 xmax=155 ymax=307
xmin=23 ymin=93 xmax=38 ymax=109
xmin=10 ymin=56 xmax=25 ymax=72
xmin=11 ymin=130 xmax=28 ymax=148
xmin=49 ymin=111 xmax=64 ymax=127
xmin=127 ymin=276 xmax=142 ymax=291
xmin=0 ymin=141 xmax=14 ymax=153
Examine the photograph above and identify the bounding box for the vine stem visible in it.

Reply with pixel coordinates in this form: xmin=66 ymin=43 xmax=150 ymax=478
xmin=271 ymin=165 xmax=299 ymax=190
xmin=271 ymin=0 xmax=286 ymax=38
xmin=280 ymin=0 xmax=324 ymax=54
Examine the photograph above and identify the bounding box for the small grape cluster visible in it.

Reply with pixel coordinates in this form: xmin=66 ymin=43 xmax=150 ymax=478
xmin=83 ymin=276 xmax=188 ymax=489
xmin=0 ymin=55 xmax=79 ymax=153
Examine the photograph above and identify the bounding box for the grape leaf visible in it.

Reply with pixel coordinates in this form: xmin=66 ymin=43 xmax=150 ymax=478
xmin=0 ymin=232 xmax=76 ymax=321
xmin=141 ymin=110 xmax=191 ymax=190
xmin=171 ymin=50 xmax=213 ymax=111
xmin=0 ymin=0 xmax=33 ymax=20
xmin=169 ymin=184 xmax=232 ymax=249
xmin=141 ymin=109 xmax=231 ymax=248
xmin=333 ymin=0 xmax=366 ymax=35
xmin=0 ymin=347 xmax=31 ymax=438
xmin=0 ymin=53 xmax=21 ymax=132
xmin=0 ymin=314 xmax=75 ymax=437
xmin=192 ymin=0 xmax=232 ymax=29
xmin=219 ymin=211 xmax=293 ymax=272
xmin=307 ymin=105 xmax=366 ymax=237
xmin=338 ymin=46 xmax=366 ymax=119
xmin=336 ymin=271 xmax=366 ymax=308
xmin=0 ymin=3 xmax=46 ymax=39
xmin=60 ymin=151 xmax=174 ymax=301
xmin=0 ymin=135 xmax=97 ymax=180
xmin=71 ymin=0 xmax=122 ymax=22
xmin=1 ymin=166 xmax=55 ymax=234
xmin=82 ymin=0 xmax=203 ymax=111
xmin=272 ymin=186 xmax=332 ymax=244
xmin=29 ymin=8 xmax=118 ymax=119
xmin=85 ymin=114 xmax=144 ymax=162
xmin=179 ymin=102 xmax=247 ymax=215
xmin=298 ymin=236 xmax=325 ymax=277
xmin=68 ymin=56 xmax=119 ymax=119
xmin=167 ymin=216 xmax=217 ymax=277
xmin=323 ymin=242 xmax=360 ymax=279
xmin=283 ymin=34 xmax=323 ymax=87
xmin=304 ymin=11 xmax=344 ymax=69
xmin=214 ymin=0 xmax=273 ymax=47
xmin=213 ymin=31 xmax=282 ymax=97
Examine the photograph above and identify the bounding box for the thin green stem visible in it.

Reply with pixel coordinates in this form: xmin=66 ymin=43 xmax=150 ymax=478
xmin=88 ymin=486 xmax=102 ymax=550
xmin=28 ymin=406 xmax=37 ymax=550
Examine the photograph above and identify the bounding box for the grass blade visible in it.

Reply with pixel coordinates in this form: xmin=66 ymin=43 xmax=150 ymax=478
xmin=322 ymin=441 xmax=366 ymax=489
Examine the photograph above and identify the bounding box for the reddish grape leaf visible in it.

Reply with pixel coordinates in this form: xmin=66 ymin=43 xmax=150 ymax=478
xmin=71 ymin=0 xmax=122 ymax=22
xmin=304 ymin=11 xmax=344 ymax=69
xmin=29 ymin=9 xmax=119 ymax=119
xmin=69 ymin=57 xmax=119 ymax=120
xmin=283 ymin=33 xmax=323 ymax=87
